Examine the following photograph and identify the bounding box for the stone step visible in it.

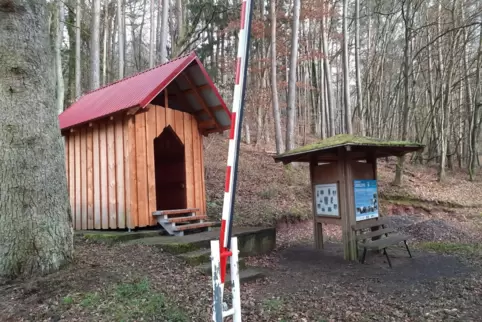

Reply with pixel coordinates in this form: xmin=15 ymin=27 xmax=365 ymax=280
xmin=196 ymin=258 xmax=247 ymax=275
xmin=178 ymin=248 xmax=212 ymax=265
xmin=226 ymin=268 xmax=266 ymax=285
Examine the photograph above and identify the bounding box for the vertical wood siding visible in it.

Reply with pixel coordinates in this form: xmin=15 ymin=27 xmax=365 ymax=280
xmin=64 ymin=103 xmax=207 ymax=230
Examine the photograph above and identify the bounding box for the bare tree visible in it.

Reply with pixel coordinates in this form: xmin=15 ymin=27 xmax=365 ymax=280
xmin=355 ymin=0 xmax=365 ymax=135
xmin=55 ymin=0 xmax=65 ymax=114
xmin=342 ymin=0 xmax=353 ymax=134
xmin=149 ymin=0 xmax=156 ymax=67
xmin=0 ymin=0 xmax=74 ymax=277
xmin=271 ymin=0 xmax=283 ymax=154
xmin=90 ymin=0 xmax=101 ymax=90
xmin=286 ymin=0 xmax=301 ymax=151
xmin=159 ymin=0 xmax=169 ymax=63
xmin=75 ymin=0 xmax=82 ymax=98
xmin=118 ymin=0 xmax=125 ymax=79
xmin=321 ymin=2 xmax=335 ymax=137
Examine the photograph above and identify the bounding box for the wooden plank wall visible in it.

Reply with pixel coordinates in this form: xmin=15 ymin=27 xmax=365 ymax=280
xmin=65 ymin=118 xmax=131 ymax=230
xmin=129 ymin=104 xmax=206 ymax=228
xmin=65 ymin=104 xmax=207 ymax=230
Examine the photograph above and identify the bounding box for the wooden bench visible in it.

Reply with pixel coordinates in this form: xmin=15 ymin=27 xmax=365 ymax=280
xmin=352 ymin=217 xmax=412 ymax=268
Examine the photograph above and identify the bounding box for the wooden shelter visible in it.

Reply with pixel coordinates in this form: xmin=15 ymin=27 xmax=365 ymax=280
xmin=273 ymin=134 xmax=424 ymax=260
xmin=58 ymin=52 xmax=231 ymax=233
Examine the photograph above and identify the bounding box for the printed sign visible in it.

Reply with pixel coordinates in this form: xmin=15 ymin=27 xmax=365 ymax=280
xmin=315 ymin=183 xmax=339 ymax=217
xmin=354 ymin=180 xmax=379 ymax=221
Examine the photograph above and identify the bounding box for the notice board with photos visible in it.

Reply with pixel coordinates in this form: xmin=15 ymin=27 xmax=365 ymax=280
xmin=315 ymin=183 xmax=339 ymax=217
xmin=354 ymin=179 xmax=379 ymax=221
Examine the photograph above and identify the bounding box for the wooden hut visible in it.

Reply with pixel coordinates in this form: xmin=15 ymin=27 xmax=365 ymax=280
xmin=58 ymin=52 xmax=231 ymax=234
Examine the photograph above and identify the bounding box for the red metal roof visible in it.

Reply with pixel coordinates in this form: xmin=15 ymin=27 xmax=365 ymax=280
xmin=59 ymin=52 xmax=231 ymax=132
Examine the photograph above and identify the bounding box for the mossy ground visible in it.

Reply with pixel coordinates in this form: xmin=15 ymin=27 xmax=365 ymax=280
xmin=61 ymin=278 xmax=188 ymax=321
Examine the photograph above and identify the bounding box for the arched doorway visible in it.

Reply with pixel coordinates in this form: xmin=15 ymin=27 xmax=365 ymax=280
xmin=153 ymin=126 xmax=187 ymax=210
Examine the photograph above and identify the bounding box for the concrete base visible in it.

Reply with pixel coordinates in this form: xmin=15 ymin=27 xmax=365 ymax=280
xmin=126 ymin=226 xmax=276 ymax=257
xmin=76 ymin=226 xmax=276 ymax=257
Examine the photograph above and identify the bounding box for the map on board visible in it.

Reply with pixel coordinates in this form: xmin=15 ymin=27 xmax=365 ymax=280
xmin=315 ymin=183 xmax=339 ymax=217
xmin=354 ymin=179 xmax=379 ymax=221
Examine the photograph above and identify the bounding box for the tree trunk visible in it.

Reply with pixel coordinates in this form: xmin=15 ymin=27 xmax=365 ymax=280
xmin=55 ymin=0 xmax=65 ymax=114
xmin=75 ymin=0 xmax=82 ymax=98
xmin=0 ymin=0 xmax=74 ymax=277
xmin=90 ymin=0 xmax=101 ymax=90
xmin=159 ymin=0 xmax=169 ymax=63
xmin=102 ymin=1 xmax=109 ymax=86
xmin=355 ymin=0 xmax=365 ymax=135
xmin=149 ymin=0 xmax=156 ymax=68
xmin=285 ymin=0 xmax=301 ymax=151
xmin=394 ymin=0 xmax=412 ymax=186
xmin=469 ymin=19 xmax=482 ymax=180
xmin=321 ymin=3 xmax=335 ymax=137
xmin=270 ymin=0 xmax=283 ymax=154
xmin=342 ymin=0 xmax=352 ymax=134
xmin=117 ymin=0 xmax=124 ymax=79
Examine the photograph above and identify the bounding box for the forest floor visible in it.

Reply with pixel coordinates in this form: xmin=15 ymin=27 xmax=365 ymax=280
xmin=1 ymin=134 xmax=482 ymax=321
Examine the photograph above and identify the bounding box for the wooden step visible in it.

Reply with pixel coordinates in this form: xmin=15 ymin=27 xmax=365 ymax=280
xmin=173 ymin=222 xmax=217 ymax=232
xmin=152 ymin=208 xmax=199 ymax=216
xmin=168 ymin=215 xmax=207 ymax=224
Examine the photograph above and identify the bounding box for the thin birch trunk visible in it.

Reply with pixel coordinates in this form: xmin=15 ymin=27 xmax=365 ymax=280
xmin=285 ymin=0 xmax=301 ymax=151
xmin=75 ymin=0 xmax=82 ymax=98
xmin=90 ymin=0 xmax=101 ymax=90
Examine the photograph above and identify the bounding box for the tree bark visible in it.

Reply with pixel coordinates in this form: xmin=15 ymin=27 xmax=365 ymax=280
xmin=285 ymin=0 xmax=301 ymax=151
xmin=55 ymin=0 xmax=65 ymax=114
xmin=149 ymin=0 xmax=156 ymax=68
xmin=117 ymin=0 xmax=124 ymax=79
xmin=0 ymin=0 xmax=74 ymax=277
xmin=394 ymin=0 xmax=412 ymax=186
xmin=90 ymin=0 xmax=101 ymax=90
xmin=321 ymin=3 xmax=335 ymax=137
xmin=342 ymin=0 xmax=353 ymax=134
xmin=159 ymin=0 xmax=169 ymax=63
xmin=355 ymin=0 xmax=365 ymax=135
xmin=270 ymin=0 xmax=283 ymax=154
xmin=75 ymin=0 xmax=82 ymax=98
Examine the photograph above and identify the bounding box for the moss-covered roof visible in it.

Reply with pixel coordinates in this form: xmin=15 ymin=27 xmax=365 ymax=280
xmin=274 ymin=134 xmax=424 ymax=164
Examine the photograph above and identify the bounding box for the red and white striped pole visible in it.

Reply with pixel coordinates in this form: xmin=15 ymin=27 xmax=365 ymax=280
xmin=211 ymin=0 xmax=254 ymax=321
xmin=219 ymin=0 xmax=254 ymax=284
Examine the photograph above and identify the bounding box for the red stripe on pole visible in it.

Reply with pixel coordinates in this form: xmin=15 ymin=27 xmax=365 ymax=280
xmin=240 ymin=1 xmax=246 ymax=29
xmin=229 ymin=112 xmax=237 ymax=139
xmin=225 ymin=166 xmax=232 ymax=192
xmin=219 ymin=219 xmax=227 ymax=283
xmin=235 ymin=57 xmax=242 ymax=85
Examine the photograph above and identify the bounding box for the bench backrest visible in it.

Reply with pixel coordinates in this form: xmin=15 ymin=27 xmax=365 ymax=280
xmin=351 ymin=218 xmax=393 ymax=242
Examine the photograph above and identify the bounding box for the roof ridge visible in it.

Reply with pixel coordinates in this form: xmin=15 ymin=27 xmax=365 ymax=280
xmin=77 ymin=52 xmax=197 ymax=98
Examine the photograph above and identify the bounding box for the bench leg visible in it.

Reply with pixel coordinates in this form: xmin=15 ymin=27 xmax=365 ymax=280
xmin=404 ymin=240 xmax=413 ymax=258
xmin=383 ymin=248 xmax=392 ymax=268
xmin=360 ymin=247 xmax=367 ymax=264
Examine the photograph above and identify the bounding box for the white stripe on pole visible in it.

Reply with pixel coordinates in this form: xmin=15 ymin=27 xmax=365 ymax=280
xmin=221 ymin=0 xmax=254 ymax=249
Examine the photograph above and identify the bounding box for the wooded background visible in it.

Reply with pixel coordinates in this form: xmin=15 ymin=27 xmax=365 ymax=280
xmin=54 ymin=0 xmax=482 ymax=182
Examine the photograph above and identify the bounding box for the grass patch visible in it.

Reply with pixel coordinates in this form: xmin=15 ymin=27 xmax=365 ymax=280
xmin=65 ymin=278 xmax=188 ymax=321
xmin=262 ymin=297 xmax=284 ymax=312
xmin=418 ymin=242 xmax=482 ymax=256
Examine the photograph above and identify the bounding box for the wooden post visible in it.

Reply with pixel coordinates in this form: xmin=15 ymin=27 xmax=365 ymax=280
xmin=338 ymin=147 xmax=357 ymax=261
xmin=310 ymin=155 xmax=323 ymax=249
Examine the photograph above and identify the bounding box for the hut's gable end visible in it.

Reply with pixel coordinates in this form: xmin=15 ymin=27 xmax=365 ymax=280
xmin=127 ymin=104 xmax=206 ymax=227
xmin=65 ymin=116 xmax=131 ymax=230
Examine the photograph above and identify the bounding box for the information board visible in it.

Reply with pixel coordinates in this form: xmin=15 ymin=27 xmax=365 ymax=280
xmin=354 ymin=180 xmax=379 ymax=221
xmin=315 ymin=183 xmax=339 ymax=217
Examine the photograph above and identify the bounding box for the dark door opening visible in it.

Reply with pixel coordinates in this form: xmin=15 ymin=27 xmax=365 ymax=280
xmin=154 ymin=126 xmax=187 ymax=210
